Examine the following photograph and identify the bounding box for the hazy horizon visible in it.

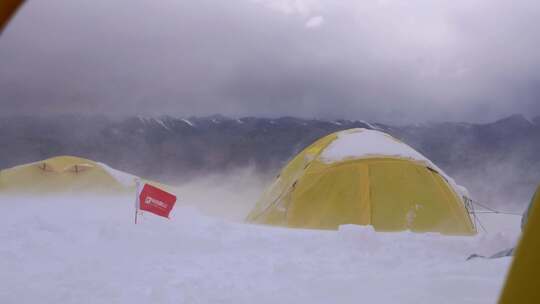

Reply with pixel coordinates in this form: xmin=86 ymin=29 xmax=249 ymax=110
xmin=0 ymin=111 xmax=537 ymax=126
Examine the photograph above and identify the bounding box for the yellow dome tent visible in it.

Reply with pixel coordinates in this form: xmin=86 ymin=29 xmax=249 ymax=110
xmin=247 ymin=128 xmax=476 ymax=235
xmin=499 ymin=184 xmax=540 ymax=303
xmin=0 ymin=155 xmax=148 ymax=195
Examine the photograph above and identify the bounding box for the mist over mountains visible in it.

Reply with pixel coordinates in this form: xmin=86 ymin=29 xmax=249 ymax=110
xmin=1 ymin=114 xmax=539 ymax=209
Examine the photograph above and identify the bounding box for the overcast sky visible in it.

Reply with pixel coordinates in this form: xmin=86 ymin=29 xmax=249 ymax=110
xmin=0 ymin=0 xmax=539 ymax=123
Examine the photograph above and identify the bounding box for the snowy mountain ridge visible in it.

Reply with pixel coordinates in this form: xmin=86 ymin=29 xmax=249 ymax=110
xmin=1 ymin=114 xmax=539 ymax=208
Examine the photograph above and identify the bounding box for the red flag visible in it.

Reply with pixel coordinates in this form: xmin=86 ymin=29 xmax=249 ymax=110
xmin=138 ymin=183 xmax=177 ymax=219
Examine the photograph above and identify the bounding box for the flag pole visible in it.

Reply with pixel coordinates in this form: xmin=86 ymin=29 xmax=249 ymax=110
xmin=134 ymin=179 xmax=140 ymax=224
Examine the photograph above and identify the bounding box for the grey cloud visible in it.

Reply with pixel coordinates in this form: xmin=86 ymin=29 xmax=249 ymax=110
xmin=0 ymin=0 xmax=539 ymax=123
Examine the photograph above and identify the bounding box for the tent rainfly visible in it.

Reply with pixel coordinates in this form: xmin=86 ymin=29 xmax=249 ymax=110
xmin=499 ymin=184 xmax=540 ymax=303
xmin=247 ymin=128 xmax=477 ymax=236
xmin=0 ymin=155 xmax=160 ymax=195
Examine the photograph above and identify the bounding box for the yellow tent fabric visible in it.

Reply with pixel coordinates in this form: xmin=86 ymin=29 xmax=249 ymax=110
xmin=0 ymin=155 xmax=140 ymax=195
xmin=0 ymin=0 xmax=24 ymax=34
xmin=499 ymin=184 xmax=540 ymax=303
xmin=247 ymin=128 xmax=476 ymax=235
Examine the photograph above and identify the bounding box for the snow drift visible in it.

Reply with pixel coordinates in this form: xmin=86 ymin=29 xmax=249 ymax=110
xmin=0 ymin=190 xmax=521 ymax=304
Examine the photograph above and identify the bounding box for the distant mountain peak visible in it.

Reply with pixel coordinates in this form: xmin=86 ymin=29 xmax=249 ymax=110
xmin=491 ymin=114 xmax=533 ymax=129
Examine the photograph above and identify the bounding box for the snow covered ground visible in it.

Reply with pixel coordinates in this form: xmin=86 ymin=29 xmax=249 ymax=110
xmin=0 ymin=191 xmax=522 ymax=304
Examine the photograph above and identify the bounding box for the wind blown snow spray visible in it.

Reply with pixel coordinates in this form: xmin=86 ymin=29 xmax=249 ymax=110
xmin=134 ymin=180 xmax=177 ymax=224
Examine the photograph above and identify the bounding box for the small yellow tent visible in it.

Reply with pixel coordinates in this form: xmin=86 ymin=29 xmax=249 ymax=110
xmin=247 ymin=128 xmax=476 ymax=235
xmin=499 ymin=184 xmax=540 ymax=303
xmin=0 ymin=155 xmax=141 ymax=195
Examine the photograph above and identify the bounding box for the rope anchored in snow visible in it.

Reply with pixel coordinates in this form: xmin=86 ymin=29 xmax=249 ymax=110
xmin=470 ymin=200 xmax=522 ymax=216
xmin=464 ymin=197 xmax=522 ymax=233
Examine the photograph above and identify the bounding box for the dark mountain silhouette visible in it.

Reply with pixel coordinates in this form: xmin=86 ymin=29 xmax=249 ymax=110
xmin=1 ymin=114 xmax=538 ymax=208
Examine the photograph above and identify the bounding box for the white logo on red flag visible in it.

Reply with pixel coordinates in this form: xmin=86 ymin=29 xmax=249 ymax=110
xmin=138 ymin=184 xmax=177 ymax=219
